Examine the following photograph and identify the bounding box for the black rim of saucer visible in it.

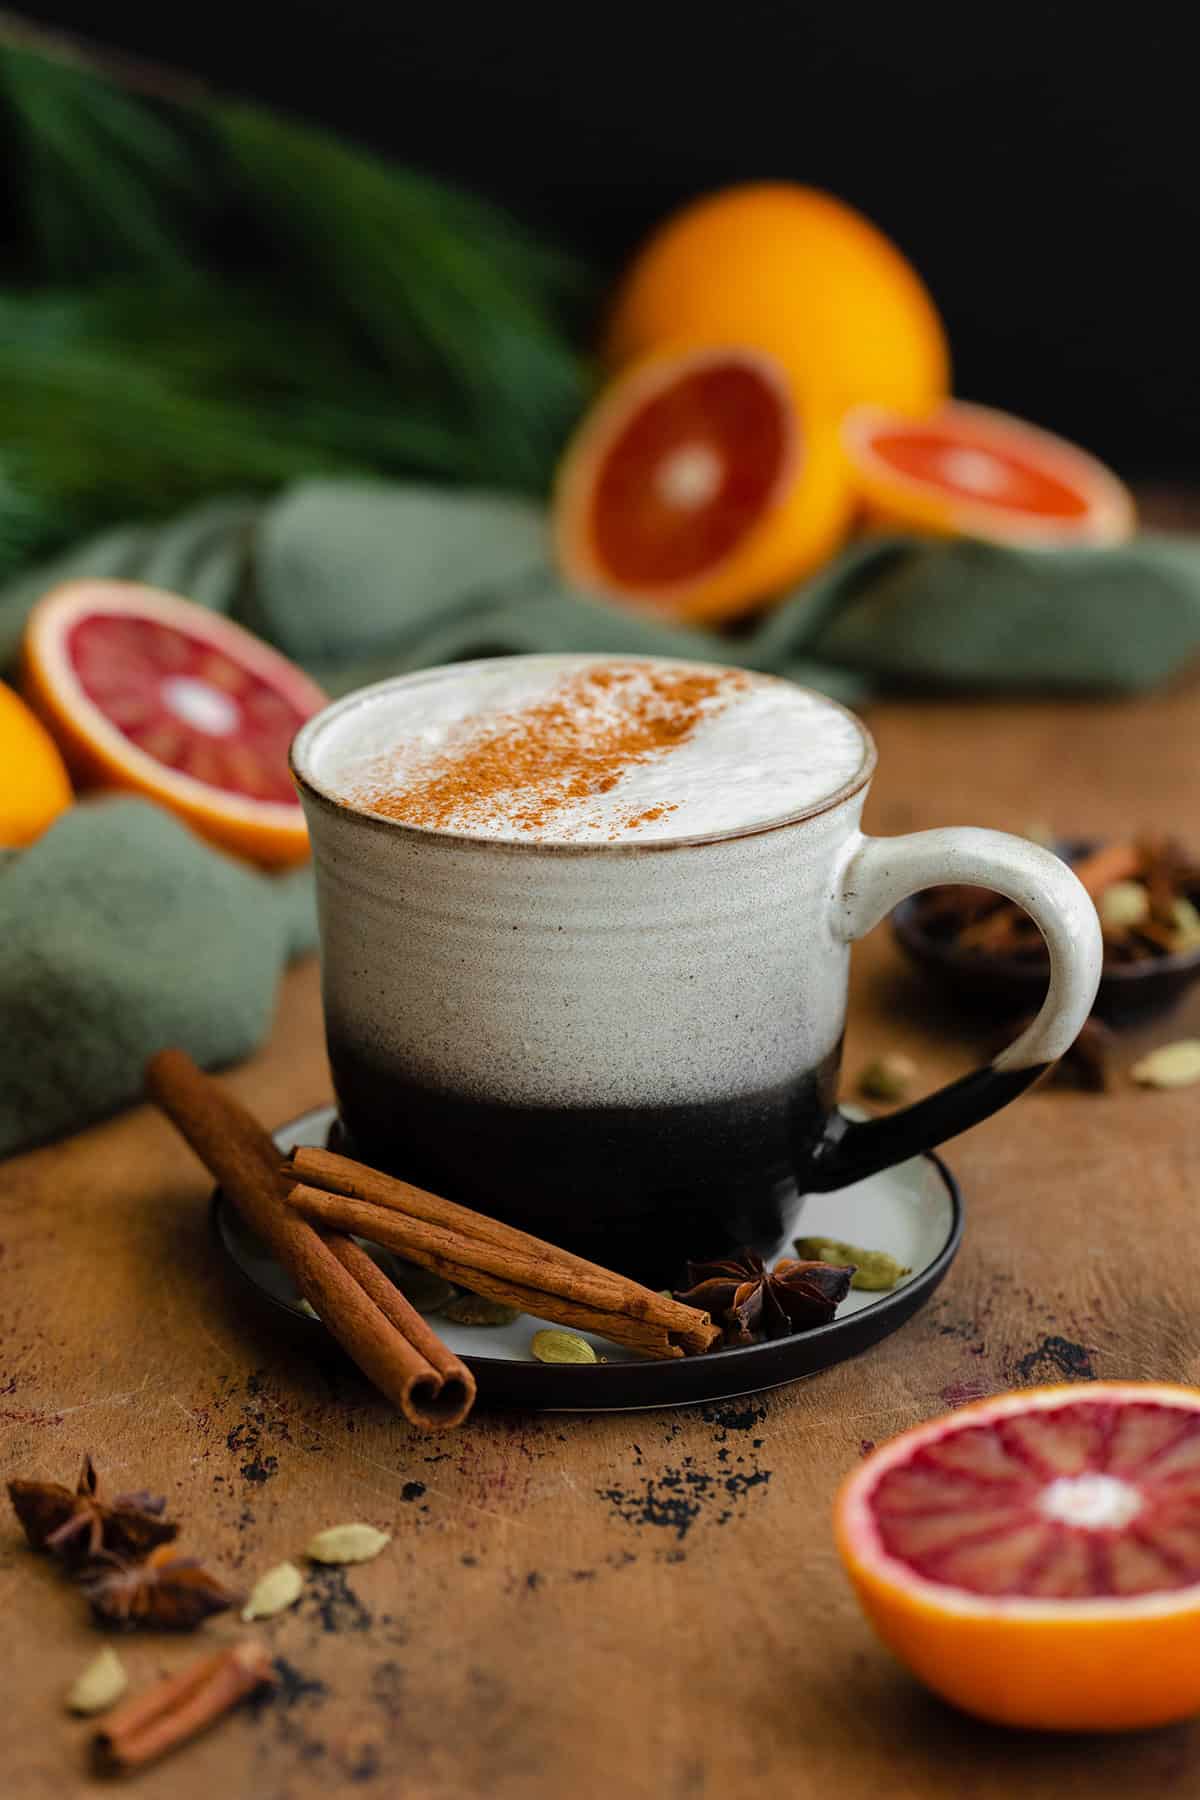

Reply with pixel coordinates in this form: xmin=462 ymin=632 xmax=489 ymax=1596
xmin=210 ymin=1108 xmax=964 ymax=1412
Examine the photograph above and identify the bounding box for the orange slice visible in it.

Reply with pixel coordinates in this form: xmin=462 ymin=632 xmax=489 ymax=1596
xmin=604 ymin=182 xmax=950 ymax=417
xmin=22 ymin=581 xmax=326 ymax=868
xmin=0 ymin=678 xmax=73 ymax=848
xmin=554 ymin=346 xmax=852 ymax=623
xmin=842 ymin=400 xmax=1136 ymax=547
xmin=835 ymin=1383 xmax=1200 ymax=1731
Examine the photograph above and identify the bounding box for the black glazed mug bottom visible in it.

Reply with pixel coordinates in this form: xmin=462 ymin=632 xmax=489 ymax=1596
xmin=323 ymin=1042 xmax=841 ymax=1288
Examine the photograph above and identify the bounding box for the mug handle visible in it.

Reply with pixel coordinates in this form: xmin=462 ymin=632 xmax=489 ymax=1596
xmin=808 ymin=827 xmax=1103 ymax=1190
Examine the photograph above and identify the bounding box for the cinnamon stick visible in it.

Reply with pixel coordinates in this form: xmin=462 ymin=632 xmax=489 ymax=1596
xmin=1070 ymin=841 xmax=1142 ymax=899
xmin=287 ymin=1185 xmax=683 ymax=1358
xmin=145 ymin=1051 xmax=475 ymax=1429
xmin=283 ymin=1148 xmax=721 ymax=1357
xmin=94 ymin=1640 xmax=273 ymax=1772
xmin=291 ymin=1186 xmax=652 ymax=1320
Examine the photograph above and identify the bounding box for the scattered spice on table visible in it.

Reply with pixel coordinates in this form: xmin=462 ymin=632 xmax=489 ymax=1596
xmin=66 ymin=1648 xmax=128 ymax=1716
xmin=93 ymin=1641 xmax=274 ymax=1774
xmin=83 ymin=1544 xmax=240 ymax=1630
xmin=241 ymin=1561 xmax=304 ymax=1622
xmin=306 ymin=1524 xmax=391 ymax=1565
xmin=675 ymin=1248 xmax=853 ymax=1346
xmin=8 ymin=1453 xmax=177 ymax=1568
xmin=7 ymin=1453 xmax=241 ymax=1639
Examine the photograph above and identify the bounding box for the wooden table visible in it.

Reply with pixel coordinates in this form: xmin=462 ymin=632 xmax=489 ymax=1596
xmin=5 ymin=676 xmax=1200 ymax=1797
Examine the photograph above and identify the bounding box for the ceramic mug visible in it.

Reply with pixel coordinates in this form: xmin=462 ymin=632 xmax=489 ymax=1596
xmin=291 ymin=654 xmax=1102 ymax=1283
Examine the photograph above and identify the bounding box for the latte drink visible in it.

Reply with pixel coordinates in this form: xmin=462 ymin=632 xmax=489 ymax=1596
xmin=291 ymin=655 xmax=1101 ymax=1282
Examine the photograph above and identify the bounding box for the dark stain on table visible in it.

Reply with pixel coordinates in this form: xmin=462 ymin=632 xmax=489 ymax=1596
xmin=303 ymin=1565 xmax=374 ymax=1634
xmin=600 ymin=1459 xmax=772 ymax=1540
xmin=1014 ymin=1334 xmax=1097 ymax=1383
xmin=699 ymin=1400 xmax=767 ymax=1434
xmin=266 ymin=1656 xmax=328 ymax=1709
xmin=369 ymin=1660 xmax=405 ymax=1715
xmin=225 ymin=1373 xmax=295 ymax=1487
xmin=253 ymin=1657 xmax=330 ymax=1767
xmin=239 ymin=1450 xmax=279 ymax=1484
xmin=598 ymin=1394 xmax=775 ymax=1541
xmin=940 ymin=1377 xmax=992 ymax=1408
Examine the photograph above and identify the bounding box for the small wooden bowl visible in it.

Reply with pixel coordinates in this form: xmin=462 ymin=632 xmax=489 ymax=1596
xmin=891 ymin=840 xmax=1200 ymax=1028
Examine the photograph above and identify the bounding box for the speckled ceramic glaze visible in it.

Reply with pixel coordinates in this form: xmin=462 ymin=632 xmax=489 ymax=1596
xmin=291 ymin=655 xmax=1102 ymax=1280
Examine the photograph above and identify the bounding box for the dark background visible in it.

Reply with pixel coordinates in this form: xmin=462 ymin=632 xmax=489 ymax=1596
xmin=18 ymin=3 xmax=1198 ymax=476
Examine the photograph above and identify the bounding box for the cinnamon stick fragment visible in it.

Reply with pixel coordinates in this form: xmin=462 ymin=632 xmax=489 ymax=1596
xmin=145 ymin=1051 xmax=474 ymax=1429
xmin=93 ymin=1641 xmax=273 ymax=1773
xmin=289 ymin=1188 xmax=682 ymax=1357
xmin=283 ymin=1148 xmax=721 ymax=1357
xmin=1069 ymin=841 xmax=1142 ymax=900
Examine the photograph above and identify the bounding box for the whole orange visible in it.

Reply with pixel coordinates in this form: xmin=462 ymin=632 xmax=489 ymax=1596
xmin=0 ymin=678 xmax=73 ymax=847
xmin=605 ymin=182 xmax=949 ymax=418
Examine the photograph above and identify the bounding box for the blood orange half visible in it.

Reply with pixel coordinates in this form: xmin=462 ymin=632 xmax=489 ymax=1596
xmin=836 ymin=1383 xmax=1200 ymax=1731
xmin=842 ymin=400 xmax=1136 ymax=548
xmin=554 ymin=346 xmax=852 ymax=623
xmin=22 ymin=581 xmax=326 ymax=868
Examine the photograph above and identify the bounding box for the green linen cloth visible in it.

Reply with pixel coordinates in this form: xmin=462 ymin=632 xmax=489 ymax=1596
xmin=4 ymin=477 xmax=1200 ymax=1156
xmin=0 ymin=798 xmax=315 ymax=1155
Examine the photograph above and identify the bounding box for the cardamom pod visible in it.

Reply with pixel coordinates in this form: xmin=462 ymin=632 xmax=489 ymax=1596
xmin=388 ymin=1260 xmax=459 ymax=1314
xmin=793 ymin=1236 xmax=911 ymax=1292
xmin=1170 ymin=896 xmax=1200 ymax=950
xmin=530 ymin=1329 xmax=597 ymax=1365
xmin=66 ymin=1647 xmax=128 ymax=1715
xmin=858 ymin=1053 xmax=918 ymax=1103
xmin=1099 ymin=879 xmax=1150 ymax=929
xmin=241 ymin=1560 xmax=304 ymax=1621
xmin=306 ymin=1523 xmax=391 ymax=1565
xmin=441 ymin=1293 xmax=521 ymax=1326
xmin=1131 ymin=1041 xmax=1200 ymax=1089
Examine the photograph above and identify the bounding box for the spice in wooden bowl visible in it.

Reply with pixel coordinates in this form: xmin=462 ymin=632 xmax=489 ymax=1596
xmin=893 ymin=836 xmax=1200 ymax=1026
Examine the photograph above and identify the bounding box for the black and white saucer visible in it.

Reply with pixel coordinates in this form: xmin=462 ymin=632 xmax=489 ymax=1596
xmin=212 ymin=1105 xmax=962 ymax=1412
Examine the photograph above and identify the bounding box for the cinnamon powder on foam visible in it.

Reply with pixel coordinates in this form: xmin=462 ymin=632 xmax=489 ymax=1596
xmin=350 ymin=664 xmax=749 ymax=839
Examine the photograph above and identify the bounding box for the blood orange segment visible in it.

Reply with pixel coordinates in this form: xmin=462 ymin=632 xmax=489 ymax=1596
xmin=22 ymin=582 xmax=326 ymax=868
xmin=835 ymin=1384 xmax=1200 ymax=1731
xmin=842 ymin=400 xmax=1136 ymax=547
xmin=554 ymin=346 xmax=852 ymax=623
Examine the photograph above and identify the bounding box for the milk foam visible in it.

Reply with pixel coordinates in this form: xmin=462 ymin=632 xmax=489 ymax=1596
xmin=302 ymin=656 xmax=871 ymax=843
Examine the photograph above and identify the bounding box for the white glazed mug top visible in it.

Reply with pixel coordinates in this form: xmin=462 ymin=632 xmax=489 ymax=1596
xmin=290 ymin=653 xmax=877 ymax=850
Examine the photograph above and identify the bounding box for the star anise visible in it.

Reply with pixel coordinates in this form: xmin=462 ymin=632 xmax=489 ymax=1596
xmin=7 ymin=1454 xmax=178 ymax=1568
xmin=83 ymin=1543 xmax=240 ymax=1630
xmin=675 ymin=1248 xmax=854 ymax=1346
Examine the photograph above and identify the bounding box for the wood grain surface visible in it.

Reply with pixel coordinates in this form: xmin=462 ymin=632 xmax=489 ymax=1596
xmin=5 ymin=675 xmax=1200 ymax=1797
